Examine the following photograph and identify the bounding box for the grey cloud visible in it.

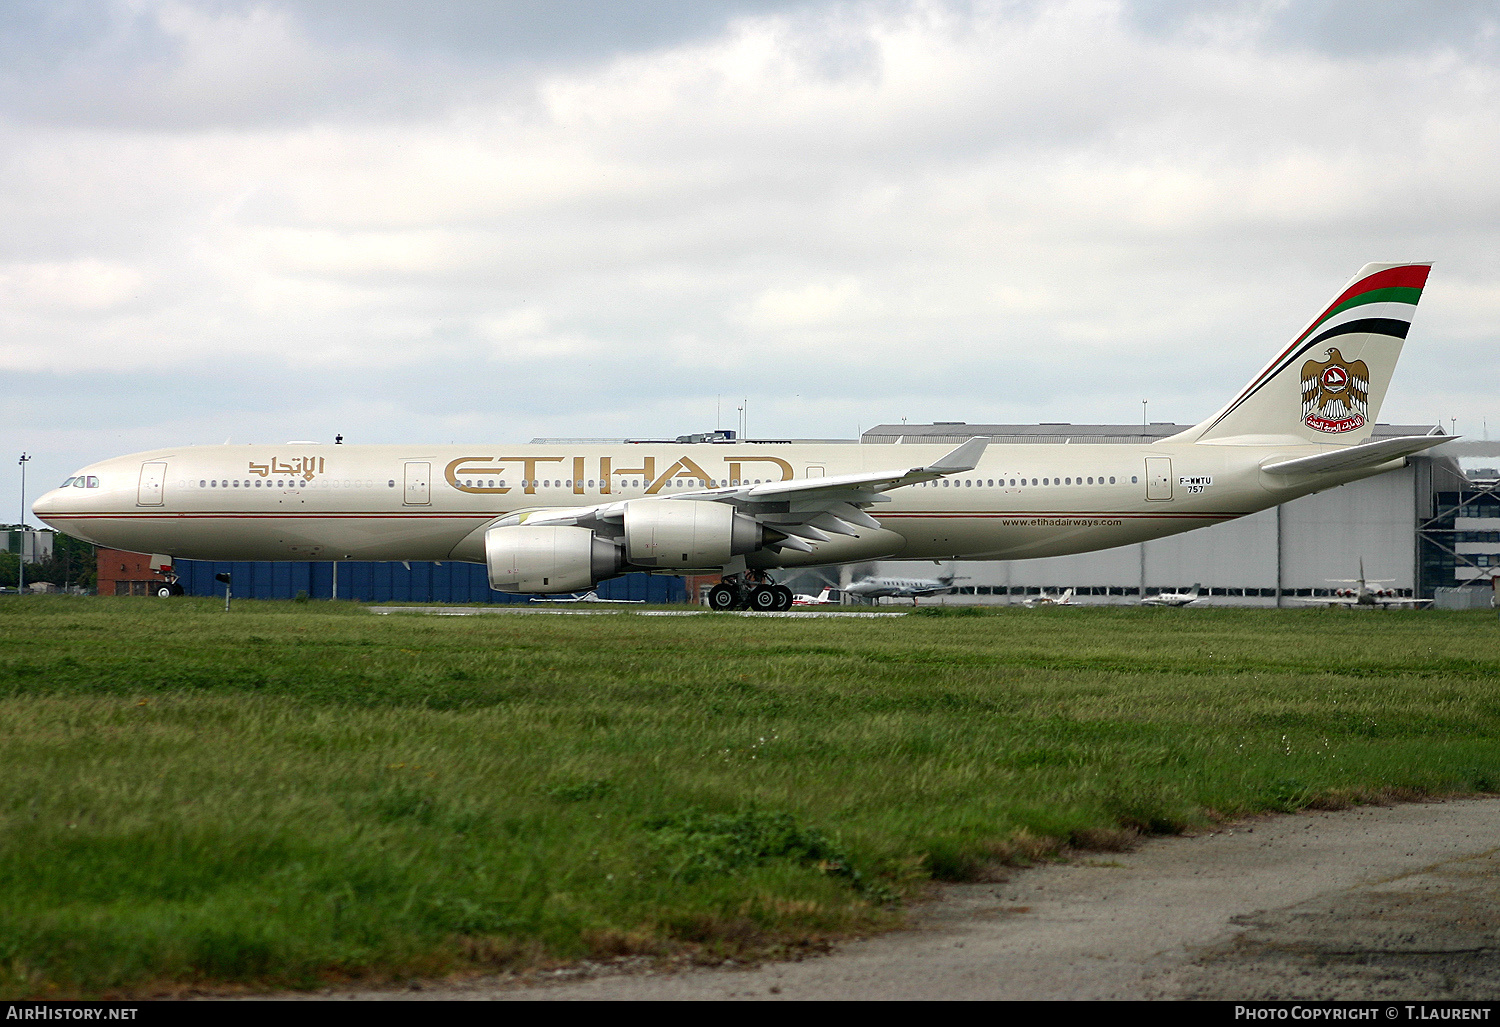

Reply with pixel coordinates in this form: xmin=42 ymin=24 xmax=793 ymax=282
xmin=285 ymin=0 xmax=822 ymax=64
xmin=1124 ymin=0 xmax=1499 ymax=59
xmin=0 ymin=0 xmax=823 ymax=129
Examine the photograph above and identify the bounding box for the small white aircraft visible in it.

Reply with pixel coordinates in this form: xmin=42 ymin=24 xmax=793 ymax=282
xmin=1141 ymin=583 xmax=1203 ymax=607
xmin=530 ymin=591 xmax=643 ymax=604
xmin=1292 ymin=560 xmax=1432 ymax=608
xmin=1022 ymin=588 xmax=1075 ymax=607
xmin=843 ymin=570 xmax=965 ymax=602
xmin=791 ymin=586 xmax=837 ymax=606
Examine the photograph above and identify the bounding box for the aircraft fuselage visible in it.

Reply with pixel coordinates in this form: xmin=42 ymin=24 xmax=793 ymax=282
xmin=34 ymin=439 xmax=1385 ymax=569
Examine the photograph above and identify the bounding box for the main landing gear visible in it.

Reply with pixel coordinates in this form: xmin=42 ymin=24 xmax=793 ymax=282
xmin=707 ymin=573 xmax=793 ymax=612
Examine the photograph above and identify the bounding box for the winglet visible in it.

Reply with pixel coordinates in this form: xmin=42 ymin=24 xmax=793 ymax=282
xmin=922 ymin=437 xmax=987 ymax=475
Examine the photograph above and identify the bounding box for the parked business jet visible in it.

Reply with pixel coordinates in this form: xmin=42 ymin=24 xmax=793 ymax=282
xmin=1141 ymin=583 xmax=1204 ymax=607
xmin=843 ymin=569 xmax=965 ymax=602
xmin=1292 ymin=559 xmax=1433 ymax=608
xmin=36 ymin=264 xmax=1449 ymax=611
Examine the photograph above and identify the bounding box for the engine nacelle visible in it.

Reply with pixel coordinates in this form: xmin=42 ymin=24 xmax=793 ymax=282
xmin=623 ymin=499 xmax=762 ymax=568
xmin=485 ymin=525 xmax=623 ymax=593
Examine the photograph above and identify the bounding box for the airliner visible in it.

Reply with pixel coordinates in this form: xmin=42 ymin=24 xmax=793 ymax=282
xmin=35 ymin=263 xmax=1448 ymax=611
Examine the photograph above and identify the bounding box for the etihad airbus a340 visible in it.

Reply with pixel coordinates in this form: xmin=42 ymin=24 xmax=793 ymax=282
xmin=36 ymin=263 xmax=1448 ymax=611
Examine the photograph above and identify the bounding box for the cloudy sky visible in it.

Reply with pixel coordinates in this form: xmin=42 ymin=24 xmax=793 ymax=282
xmin=4 ymin=0 xmax=1498 ymax=511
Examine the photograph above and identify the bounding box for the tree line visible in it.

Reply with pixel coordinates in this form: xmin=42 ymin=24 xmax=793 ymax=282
xmin=1 ymin=529 xmax=96 ymax=591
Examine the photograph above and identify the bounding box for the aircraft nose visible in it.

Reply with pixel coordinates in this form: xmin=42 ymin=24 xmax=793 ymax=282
xmin=32 ymin=489 xmax=61 ymax=518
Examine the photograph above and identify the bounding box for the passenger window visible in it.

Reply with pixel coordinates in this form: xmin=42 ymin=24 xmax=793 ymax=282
xmin=1131 ymin=475 xmax=1138 ymax=483
xmin=1109 ymin=476 xmax=1115 ymax=484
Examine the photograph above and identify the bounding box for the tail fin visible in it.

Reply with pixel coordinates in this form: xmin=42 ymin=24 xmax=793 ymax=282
xmin=1171 ymin=263 xmax=1431 ymax=445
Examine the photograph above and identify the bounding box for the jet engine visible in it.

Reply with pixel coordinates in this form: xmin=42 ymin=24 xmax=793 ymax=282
xmin=622 ymin=499 xmax=764 ymax=569
xmin=485 ymin=525 xmax=623 ymax=593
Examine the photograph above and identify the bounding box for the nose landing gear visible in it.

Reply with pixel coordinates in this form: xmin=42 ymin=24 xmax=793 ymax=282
xmin=707 ymin=573 xmax=793 ymax=611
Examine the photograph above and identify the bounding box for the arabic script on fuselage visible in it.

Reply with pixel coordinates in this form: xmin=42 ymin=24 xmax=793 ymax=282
xmin=247 ymin=456 xmax=325 ymax=481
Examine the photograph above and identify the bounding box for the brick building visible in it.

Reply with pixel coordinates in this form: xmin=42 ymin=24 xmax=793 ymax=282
xmin=96 ymin=549 xmax=172 ymax=596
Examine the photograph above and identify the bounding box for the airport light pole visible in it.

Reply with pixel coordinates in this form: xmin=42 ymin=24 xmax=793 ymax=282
xmin=17 ymin=453 xmax=29 ymax=596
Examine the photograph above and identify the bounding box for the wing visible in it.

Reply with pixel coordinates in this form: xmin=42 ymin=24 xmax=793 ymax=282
xmin=1301 ymin=358 xmax=1322 ymax=417
xmin=500 ymin=437 xmax=989 ymax=556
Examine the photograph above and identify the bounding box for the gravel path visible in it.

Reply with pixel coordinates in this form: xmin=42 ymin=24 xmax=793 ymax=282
xmin=301 ymin=797 xmax=1500 ymax=1001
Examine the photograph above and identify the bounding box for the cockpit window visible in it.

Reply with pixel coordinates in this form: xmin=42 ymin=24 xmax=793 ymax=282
xmin=62 ymin=477 xmax=76 ymax=487
xmin=85 ymin=476 xmax=99 ymax=488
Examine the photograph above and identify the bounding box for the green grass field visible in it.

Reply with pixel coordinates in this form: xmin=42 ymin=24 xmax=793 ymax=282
xmin=2 ymin=596 xmax=1498 ymax=997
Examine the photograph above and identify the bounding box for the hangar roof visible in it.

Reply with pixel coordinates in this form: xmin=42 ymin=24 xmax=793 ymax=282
xmin=860 ymin=423 xmax=1444 ymax=445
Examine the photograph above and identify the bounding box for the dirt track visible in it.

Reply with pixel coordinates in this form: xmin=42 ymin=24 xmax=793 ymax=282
xmin=312 ymin=797 xmax=1500 ymax=1001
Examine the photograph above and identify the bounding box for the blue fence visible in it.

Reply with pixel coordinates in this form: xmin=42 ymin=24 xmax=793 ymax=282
xmin=175 ymin=559 xmax=685 ymax=604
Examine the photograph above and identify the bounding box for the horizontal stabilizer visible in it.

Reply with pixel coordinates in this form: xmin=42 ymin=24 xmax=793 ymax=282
xmin=1260 ymin=435 xmax=1452 ymax=477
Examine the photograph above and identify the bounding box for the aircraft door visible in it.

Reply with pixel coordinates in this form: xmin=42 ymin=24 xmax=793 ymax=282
xmin=404 ymin=461 xmax=431 ymax=506
xmin=137 ymin=461 xmax=166 ymax=507
xmin=1144 ymin=457 xmax=1173 ymax=501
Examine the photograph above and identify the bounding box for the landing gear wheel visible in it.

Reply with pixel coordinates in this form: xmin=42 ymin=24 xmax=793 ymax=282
xmin=749 ymin=585 xmax=779 ymax=611
xmin=708 ymin=584 xmax=739 ymax=611
xmin=154 ymin=584 xmax=175 ymax=598
xmin=772 ymin=586 xmax=793 ymax=611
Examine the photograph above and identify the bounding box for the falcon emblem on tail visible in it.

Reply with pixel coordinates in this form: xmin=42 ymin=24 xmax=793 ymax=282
xmin=1301 ymin=347 xmax=1369 ymax=433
